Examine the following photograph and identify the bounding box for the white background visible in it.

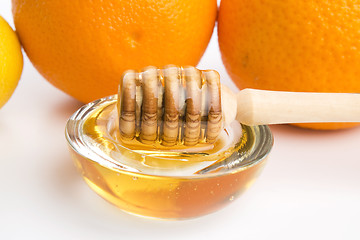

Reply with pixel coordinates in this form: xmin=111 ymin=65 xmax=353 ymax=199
xmin=1 ymin=1 xmax=360 ymax=239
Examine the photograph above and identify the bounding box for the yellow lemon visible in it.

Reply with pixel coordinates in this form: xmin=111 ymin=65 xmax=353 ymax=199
xmin=0 ymin=16 xmax=23 ymax=108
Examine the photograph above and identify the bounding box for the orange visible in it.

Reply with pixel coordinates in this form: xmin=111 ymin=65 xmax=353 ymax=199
xmin=12 ymin=0 xmax=217 ymax=103
xmin=218 ymin=0 xmax=360 ymax=130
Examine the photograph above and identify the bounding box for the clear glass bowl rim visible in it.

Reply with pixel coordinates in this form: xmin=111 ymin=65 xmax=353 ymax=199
xmin=65 ymin=95 xmax=274 ymax=179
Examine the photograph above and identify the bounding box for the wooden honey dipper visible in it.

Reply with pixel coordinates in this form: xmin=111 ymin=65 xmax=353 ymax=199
xmin=118 ymin=65 xmax=360 ymax=146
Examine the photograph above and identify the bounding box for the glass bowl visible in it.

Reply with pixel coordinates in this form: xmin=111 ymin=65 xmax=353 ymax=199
xmin=65 ymin=95 xmax=273 ymax=220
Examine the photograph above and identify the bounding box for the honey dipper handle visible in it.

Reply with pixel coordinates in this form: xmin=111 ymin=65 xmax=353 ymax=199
xmin=235 ymin=89 xmax=360 ymax=126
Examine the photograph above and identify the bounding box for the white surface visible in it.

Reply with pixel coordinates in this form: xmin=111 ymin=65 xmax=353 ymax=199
xmin=1 ymin=2 xmax=360 ymax=239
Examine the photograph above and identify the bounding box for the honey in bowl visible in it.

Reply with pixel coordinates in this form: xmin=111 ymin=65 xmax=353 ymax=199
xmin=66 ymin=96 xmax=272 ymax=219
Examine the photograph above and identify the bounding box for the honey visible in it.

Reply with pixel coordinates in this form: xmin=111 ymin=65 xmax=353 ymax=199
xmin=66 ymin=95 xmax=273 ymax=219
